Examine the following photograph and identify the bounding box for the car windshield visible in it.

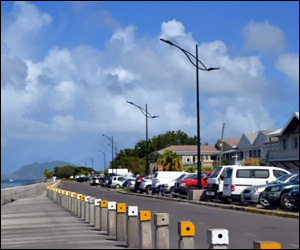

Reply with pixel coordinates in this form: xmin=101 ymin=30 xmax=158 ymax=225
xmin=210 ymin=166 xmax=222 ymax=178
xmin=271 ymin=174 xmax=293 ymax=184
xmin=290 ymin=174 xmax=299 ymax=183
xmin=176 ymin=174 xmax=187 ymax=181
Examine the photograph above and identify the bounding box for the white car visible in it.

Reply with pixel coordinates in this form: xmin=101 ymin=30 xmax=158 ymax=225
xmin=110 ymin=176 xmax=126 ymax=188
xmin=152 ymin=171 xmax=187 ymax=193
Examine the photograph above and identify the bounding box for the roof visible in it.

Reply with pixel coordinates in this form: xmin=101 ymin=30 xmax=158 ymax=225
xmin=223 ymin=138 xmax=240 ymax=147
xmin=244 ymin=132 xmax=259 ymax=144
xmin=268 ymin=112 xmax=299 ymax=137
xmin=153 ymin=145 xmax=219 ymax=155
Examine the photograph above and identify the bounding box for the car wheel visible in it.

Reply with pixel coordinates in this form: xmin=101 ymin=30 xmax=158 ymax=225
xmin=280 ymin=193 xmax=293 ymax=210
xmin=145 ymin=186 xmax=151 ymax=194
xmin=259 ymin=194 xmax=270 ymax=207
xmin=170 ymin=187 xmax=175 ymax=195
xmin=115 ymin=184 xmax=120 ymax=188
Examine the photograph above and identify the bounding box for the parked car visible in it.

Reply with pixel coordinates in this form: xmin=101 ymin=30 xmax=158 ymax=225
xmin=206 ymin=165 xmax=233 ymax=201
xmin=135 ymin=175 xmax=152 ymax=192
xmin=122 ymin=178 xmax=132 ymax=188
xmin=139 ymin=175 xmax=153 ymax=193
xmin=174 ymin=173 xmax=196 ymax=195
xmin=178 ymin=171 xmax=212 ymax=195
xmin=287 ymin=189 xmax=299 ymax=208
xmin=222 ymin=166 xmax=290 ymax=202
xmin=90 ymin=175 xmax=101 ymax=186
xmin=126 ymin=178 xmax=136 ymax=192
xmin=161 ymin=172 xmax=191 ymax=194
xmin=111 ymin=176 xmax=126 ymax=188
xmin=261 ymin=173 xmax=299 ymax=210
xmin=240 ymin=173 xmax=296 ymax=206
xmin=152 ymin=171 xmax=186 ymax=193
xmin=76 ymin=177 xmax=86 ymax=182
xmin=102 ymin=176 xmax=112 ymax=187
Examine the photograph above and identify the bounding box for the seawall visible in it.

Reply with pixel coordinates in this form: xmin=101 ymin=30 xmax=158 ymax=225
xmin=1 ymin=181 xmax=51 ymax=206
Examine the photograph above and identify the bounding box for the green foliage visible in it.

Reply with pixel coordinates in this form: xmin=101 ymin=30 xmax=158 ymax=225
xmin=156 ymin=150 xmax=183 ymax=171
xmin=43 ymin=169 xmax=53 ymax=179
xmin=221 ymin=159 xmax=230 ymax=165
xmin=53 ymin=165 xmax=93 ymax=179
xmin=185 ymin=166 xmax=197 ymax=173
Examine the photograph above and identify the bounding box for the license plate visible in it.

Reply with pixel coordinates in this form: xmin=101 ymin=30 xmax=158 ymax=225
xmin=206 ymin=191 xmax=215 ymax=196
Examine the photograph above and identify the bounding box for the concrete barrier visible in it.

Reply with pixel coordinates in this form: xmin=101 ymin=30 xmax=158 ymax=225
xmin=139 ymin=211 xmax=152 ymax=249
xmin=94 ymin=199 xmax=101 ymax=230
xmin=1 ymin=181 xmax=51 ymax=206
xmin=207 ymin=228 xmax=229 ymax=249
xmin=116 ymin=203 xmax=127 ymax=242
xmin=100 ymin=200 xmax=108 ymax=232
xmin=126 ymin=206 xmax=139 ymax=248
xmin=178 ymin=221 xmax=195 ymax=249
xmin=154 ymin=213 xmax=170 ymax=249
xmin=107 ymin=201 xmax=117 ymax=236
xmin=89 ymin=197 xmax=95 ymax=226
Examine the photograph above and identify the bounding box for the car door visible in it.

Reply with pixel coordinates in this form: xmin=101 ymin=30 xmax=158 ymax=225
xmin=223 ymin=167 xmax=233 ymax=197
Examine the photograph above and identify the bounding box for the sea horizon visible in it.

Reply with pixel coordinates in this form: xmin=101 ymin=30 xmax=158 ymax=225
xmin=1 ymin=179 xmax=43 ymax=189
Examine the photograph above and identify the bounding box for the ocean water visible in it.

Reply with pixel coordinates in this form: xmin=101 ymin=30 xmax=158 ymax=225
xmin=1 ymin=179 xmax=41 ymax=189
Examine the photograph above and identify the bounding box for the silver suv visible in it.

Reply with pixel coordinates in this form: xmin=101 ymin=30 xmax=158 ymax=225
xmin=139 ymin=175 xmax=153 ymax=193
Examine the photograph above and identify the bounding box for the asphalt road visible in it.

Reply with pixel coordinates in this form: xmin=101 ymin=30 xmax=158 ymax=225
xmin=60 ymin=181 xmax=299 ymax=249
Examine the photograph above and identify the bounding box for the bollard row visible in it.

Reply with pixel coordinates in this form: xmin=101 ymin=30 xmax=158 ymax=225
xmin=46 ymin=185 xmax=282 ymax=249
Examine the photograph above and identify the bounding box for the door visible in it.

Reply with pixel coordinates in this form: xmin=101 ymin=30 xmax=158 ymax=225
xmin=222 ymin=168 xmax=233 ymax=197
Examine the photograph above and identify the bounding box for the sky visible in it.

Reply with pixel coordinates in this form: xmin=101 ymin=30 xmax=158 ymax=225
xmin=1 ymin=1 xmax=299 ymax=175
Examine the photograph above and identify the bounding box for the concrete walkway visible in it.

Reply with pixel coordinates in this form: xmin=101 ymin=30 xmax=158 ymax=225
xmin=1 ymin=191 xmax=126 ymax=249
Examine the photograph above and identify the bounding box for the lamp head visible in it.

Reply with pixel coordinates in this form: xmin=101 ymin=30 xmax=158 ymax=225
xmin=207 ymin=67 xmax=220 ymax=71
xmin=160 ymin=38 xmax=173 ymax=46
xmin=126 ymin=101 xmax=134 ymax=105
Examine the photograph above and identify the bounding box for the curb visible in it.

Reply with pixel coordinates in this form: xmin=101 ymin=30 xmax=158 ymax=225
xmin=111 ymin=188 xmax=299 ymax=219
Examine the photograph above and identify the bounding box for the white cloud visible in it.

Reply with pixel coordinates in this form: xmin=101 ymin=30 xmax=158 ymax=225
xmin=275 ymin=53 xmax=299 ymax=89
xmin=243 ymin=20 xmax=286 ymax=54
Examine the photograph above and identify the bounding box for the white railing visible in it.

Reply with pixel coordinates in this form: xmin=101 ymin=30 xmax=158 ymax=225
xmin=269 ymin=149 xmax=299 ymax=160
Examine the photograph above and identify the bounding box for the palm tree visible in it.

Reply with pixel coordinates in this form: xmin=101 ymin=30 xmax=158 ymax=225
xmin=156 ymin=150 xmax=183 ymax=171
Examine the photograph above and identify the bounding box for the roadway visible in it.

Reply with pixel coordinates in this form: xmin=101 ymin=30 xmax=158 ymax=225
xmin=60 ymin=181 xmax=299 ymax=249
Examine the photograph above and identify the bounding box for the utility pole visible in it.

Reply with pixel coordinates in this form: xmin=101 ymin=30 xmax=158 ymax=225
xmin=219 ymin=123 xmax=225 ymax=165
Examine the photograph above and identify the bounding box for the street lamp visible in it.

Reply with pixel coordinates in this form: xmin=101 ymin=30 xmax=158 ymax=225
xmin=127 ymin=101 xmax=159 ymax=175
xmin=160 ymin=38 xmax=220 ymax=189
xmin=102 ymin=134 xmax=117 ymax=175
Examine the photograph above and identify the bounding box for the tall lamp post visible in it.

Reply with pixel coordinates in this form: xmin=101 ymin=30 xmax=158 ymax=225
xmin=160 ymin=38 xmax=220 ymax=189
xmin=102 ymin=134 xmax=116 ymax=175
xmin=127 ymin=101 xmax=159 ymax=175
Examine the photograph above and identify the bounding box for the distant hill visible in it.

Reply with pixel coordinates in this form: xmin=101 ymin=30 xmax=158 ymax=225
xmin=1 ymin=161 xmax=75 ymax=180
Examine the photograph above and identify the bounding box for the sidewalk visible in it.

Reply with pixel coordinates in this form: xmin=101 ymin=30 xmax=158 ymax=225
xmin=1 ymin=191 xmax=125 ymax=249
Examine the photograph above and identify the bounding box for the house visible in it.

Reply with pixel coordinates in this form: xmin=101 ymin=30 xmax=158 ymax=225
xmin=267 ymin=112 xmax=299 ymax=173
xmin=215 ymin=138 xmax=240 ymax=164
xmin=152 ymin=145 xmax=219 ymax=168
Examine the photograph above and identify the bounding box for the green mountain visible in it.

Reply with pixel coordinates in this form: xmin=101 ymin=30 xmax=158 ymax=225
xmin=1 ymin=161 xmax=75 ymax=180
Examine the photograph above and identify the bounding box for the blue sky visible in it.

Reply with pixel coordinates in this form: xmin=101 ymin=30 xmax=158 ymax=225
xmin=1 ymin=1 xmax=299 ymax=175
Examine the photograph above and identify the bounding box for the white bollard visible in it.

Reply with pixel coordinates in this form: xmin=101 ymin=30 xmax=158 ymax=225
xmin=207 ymin=228 xmax=229 ymax=249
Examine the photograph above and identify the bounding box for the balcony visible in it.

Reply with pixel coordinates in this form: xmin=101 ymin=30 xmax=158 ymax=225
xmin=269 ymin=149 xmax=299 ymax=161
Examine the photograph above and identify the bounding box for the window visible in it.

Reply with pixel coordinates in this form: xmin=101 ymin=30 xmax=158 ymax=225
xmin=224 ymin=168 xmax=233 ymax=179
xmin=295 ymin=138 xmax=298 ymax=149
xmin=252 ymin=169 xmax=269 ymax=178
xmin=249 ymin=151 xmax=253 ymax=157
xmin=273 ymin=170 xmax=289 ymax=178
xmin=257 ymin=149 xmax=261 ymax=158
xmin=236 ymin=169 xmax=251 ymax=178
xmin=253 ymin=150 xmax=256 ymax=158
xmin=283 ymin=139 xmax=286 ymax=150
xmin=239 ymin=152 xmax=244 ymax=160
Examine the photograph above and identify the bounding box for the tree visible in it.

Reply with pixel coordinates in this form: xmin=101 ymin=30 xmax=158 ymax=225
xmin=241 ymin=157 xmax=264 ymax=166
xmin=57 ymin=165 xmax=75 ymax=179
xmin=156 ymin=150 xmax=183 ymax=171
xmin=43 ymin=169 xmax=53 ymax=179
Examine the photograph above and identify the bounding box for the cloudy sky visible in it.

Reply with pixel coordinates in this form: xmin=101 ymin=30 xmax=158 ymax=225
xmin=1 ymin=1 xmax=299 ymax=175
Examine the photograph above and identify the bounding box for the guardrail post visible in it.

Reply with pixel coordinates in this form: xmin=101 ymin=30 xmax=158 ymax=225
xmin=207 ymin=229 xmax=229 ymax=249
xmin=178 ymin=221 xmax=195 ymax=249
xmin=126 ymin=206 xmax=139 ymax=248
xmin=100 ymin=200 xmax=108 ymax=232
xmin=94 ymin=199 xmax=101 ymax=230
xmin=84 ymin=196 xmax=90 ymax=222
xmin=116 ymin=203 xmax=126 ymax=242
xmin=77 ymin=194 xmax=82 ymax=217
xmin=139 ymin=211 xmax=152 ymax=249
xmin=81 ymin=195 xmax=86 ymax=219
xmin=89 ymin=197 xmax=95 ymax=226
xmin=68 ymin=192 xmax=72 ymax=212
xmin=154 ymin=213 xmax=169 ymax=249
xmin=107 ymin=202 xmax=117 ymax=236
xmin=253 ymin=241 xmax=281 ymax=249
xmin=71 ymin=193 xmax=76 ymax=214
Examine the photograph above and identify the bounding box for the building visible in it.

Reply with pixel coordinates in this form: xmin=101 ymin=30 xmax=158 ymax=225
xmin=152 ymin=145 xmax=219 ymax=168
xmin=267 ymin=112 xmax=299 ymax=173
xmin=215 ymin=138 xmax=240 ymax=164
